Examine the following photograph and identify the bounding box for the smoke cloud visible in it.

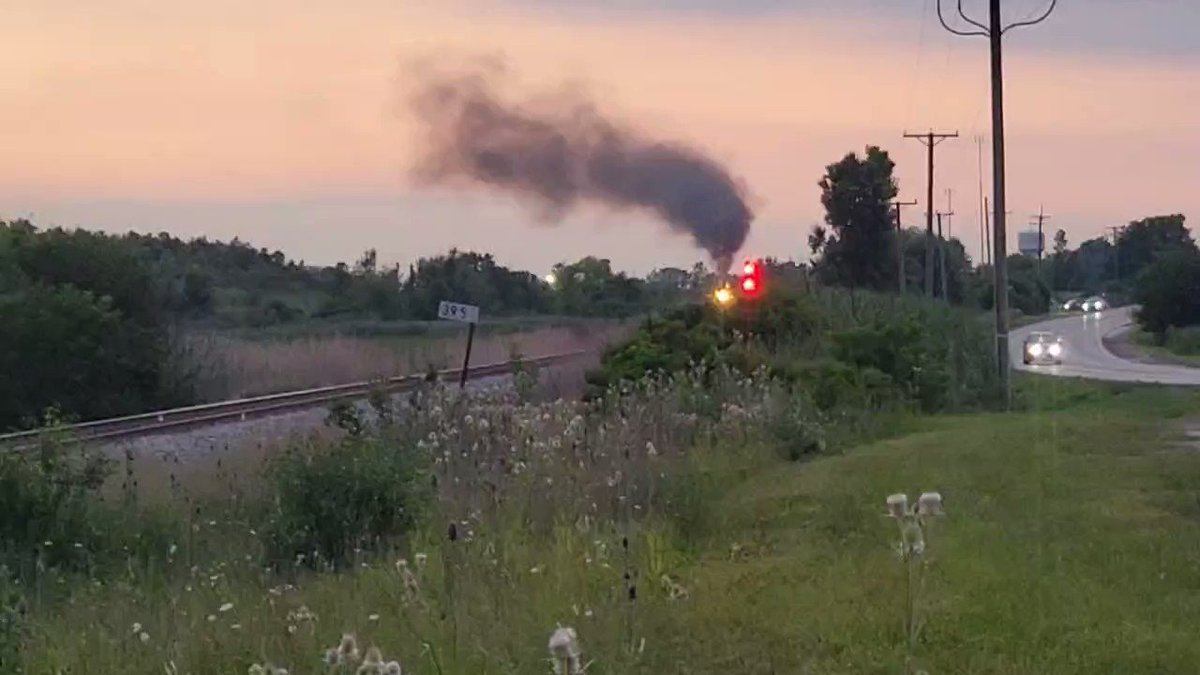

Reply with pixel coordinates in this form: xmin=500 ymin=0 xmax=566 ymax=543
xmin=408 ymin=61 xmax=753 ymax=267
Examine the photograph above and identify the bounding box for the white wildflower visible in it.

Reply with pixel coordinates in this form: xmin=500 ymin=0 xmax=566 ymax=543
xmin=219 ymin=602 xmax=234 ymax=613
xmin=139 ymin=631 xmax=151 ymax=643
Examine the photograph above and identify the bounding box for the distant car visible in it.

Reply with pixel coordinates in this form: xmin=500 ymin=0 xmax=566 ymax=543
xmin=1061 ymin=298 xmax=1084 ymax=312
xmin=1080 ymin=296 xmax=1107 ymax=312
xmin=1023 ymin=331 xmax=1064 ymax=365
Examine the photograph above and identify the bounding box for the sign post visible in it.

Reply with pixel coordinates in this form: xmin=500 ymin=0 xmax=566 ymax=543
xmin=437 ymin=300 xmax=481 ymax=388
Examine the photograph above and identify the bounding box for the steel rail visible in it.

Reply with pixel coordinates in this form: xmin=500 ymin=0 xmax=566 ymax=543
xmin=0 ymin=351 xmax=588 ymax=444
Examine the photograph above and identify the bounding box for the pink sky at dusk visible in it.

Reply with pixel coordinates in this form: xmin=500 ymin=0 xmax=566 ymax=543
xmin=2 ymin=0 xmax=1197 ymax=274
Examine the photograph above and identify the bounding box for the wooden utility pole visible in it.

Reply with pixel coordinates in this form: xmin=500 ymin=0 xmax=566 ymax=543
xmin=892 ymin=199 xmax=918 ymax=294
xmin=936 ymin=209 xmax=954 ymax=301
xmin=904 ymin=131 xmax=958 ymax=298
xmin=937 ymin=0 xmax=1059 ymax=407
xmin=1108 ymin=225 xmax=1122 ymax=284
xmin=1031 ymin=205 xmax=1051 ymax=279
xmin=984 ymin=196 xmax=992 ymax=266
xmin=976 ymin=135 xmax=988 ymax=264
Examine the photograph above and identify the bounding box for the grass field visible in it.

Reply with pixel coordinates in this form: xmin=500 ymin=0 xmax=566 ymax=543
xmin=17 ymin=375 xmax=1200 ymax=674
xmin=1132 ymin=327 xmax=1200 ymax=368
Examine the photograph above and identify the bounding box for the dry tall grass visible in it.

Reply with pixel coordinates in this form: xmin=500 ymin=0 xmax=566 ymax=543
xmin=187 ymin=322 xmax=632 ymax=401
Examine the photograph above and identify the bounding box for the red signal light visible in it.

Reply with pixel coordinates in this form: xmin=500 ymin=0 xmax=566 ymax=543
xmin=738 ymin=258 xmax=763 ymax=298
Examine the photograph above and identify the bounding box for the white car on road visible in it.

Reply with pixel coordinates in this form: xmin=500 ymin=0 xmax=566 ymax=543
xmin=1022 ymin=331 xmax=1064 ymax=365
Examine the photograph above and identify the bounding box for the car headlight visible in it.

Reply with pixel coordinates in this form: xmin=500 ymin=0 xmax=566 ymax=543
xmin=1028 ymin=343 xmax=1044 ymax=357
xmin=1048 ymin=343 xmax=1062 ymax=357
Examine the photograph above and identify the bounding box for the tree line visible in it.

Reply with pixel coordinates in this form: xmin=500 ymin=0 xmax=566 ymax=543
xmin=805 ymin=146 xmax=1196 ymax=323
xmin=0 ymin=220 xmax=744 ymax=430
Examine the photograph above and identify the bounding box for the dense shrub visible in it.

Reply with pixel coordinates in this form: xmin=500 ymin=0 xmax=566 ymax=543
xmin=1165 ymin=326 xmax=1200 ymax=355
xmin=0 ymin=223 xmax=194 ymax=430
xmin=831 ymin=318 xmax=951 ymax=412
xmin=263 ymin=428 xmax=429 ymax=569
xmin=0 ymin=574 xmax=23 ymax=674
xmin=1134 ymin=250 xmax=1200 ymax=337
xmin=592 ymin=287 xmax=995 ymax=415
xmin=0 ymin=423 xmax=180 ymax=583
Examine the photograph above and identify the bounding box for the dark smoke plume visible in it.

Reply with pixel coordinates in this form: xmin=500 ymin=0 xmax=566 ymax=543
xmin=409 ymin=61 xmax=753 ymax=267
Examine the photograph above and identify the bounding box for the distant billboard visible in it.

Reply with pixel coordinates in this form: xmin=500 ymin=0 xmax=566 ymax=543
xmin=1018 ymin=230 xmax=1044 ymax=257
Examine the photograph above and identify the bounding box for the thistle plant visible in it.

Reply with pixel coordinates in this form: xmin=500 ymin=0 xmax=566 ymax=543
xmin=886 ymin=491 xmax=945 ymax=674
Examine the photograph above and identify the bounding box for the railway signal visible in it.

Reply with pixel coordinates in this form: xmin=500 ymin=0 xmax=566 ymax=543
xmin=739 ymin=258 xmax=763 ymax=299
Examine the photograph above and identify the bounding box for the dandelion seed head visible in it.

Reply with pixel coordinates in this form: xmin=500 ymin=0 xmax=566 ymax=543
xmin=917 ymin=491 xmax=945 ymax=516
xmin=548 ymin=626 xmax=580 ymax=660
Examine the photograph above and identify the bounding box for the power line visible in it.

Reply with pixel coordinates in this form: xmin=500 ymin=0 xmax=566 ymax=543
xmin=936 ymin=0 xmax=1060 ymax=408
xmin=904 ymin=130 xmax=959 ymax=298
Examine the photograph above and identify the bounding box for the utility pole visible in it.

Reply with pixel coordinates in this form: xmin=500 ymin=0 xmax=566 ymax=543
xmin=946 ymin=189 xmax=955 ymax=239
xmin=937 ymin=0 xmax=1059 ymax=408
xmin=904 ymin=130 xmax=958 ymax=298
xmin=1031 ymin=205 xmax=1051 ymax=279
xmin=892 ymin=199 xmax=918 ymax=294
xmin=984 ymin=196 xmax=992 ymax=266
xmin=1108 ymin=225 xmax=1122 ymax=284
xmin=976 ymin=135 xmax=987 ymax=264
xmin=937 ymin=209 xmax=954 ymax=301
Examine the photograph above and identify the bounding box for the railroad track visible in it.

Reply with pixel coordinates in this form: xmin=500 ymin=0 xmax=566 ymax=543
xmin=0 ymin=351 xmax=588 ymax=445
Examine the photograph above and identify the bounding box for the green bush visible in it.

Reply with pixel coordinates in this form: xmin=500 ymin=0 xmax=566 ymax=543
xmin=593 ymin=287 xmax=995 ymax=415
xmin=0 ymin=573 xmax=24 ymax=673
xmin=263 ymin=429 xmax=429 ymax=569
xmin=0 ymin=422 xmax=182 ymax=583
xmin=1165 ymin=326 xmax=1200 ymax=355
xmin=1135 ymin=251 xmax=1200 ymax=337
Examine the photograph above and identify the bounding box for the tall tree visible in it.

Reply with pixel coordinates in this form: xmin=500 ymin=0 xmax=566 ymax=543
xmin=1052 ymin=229 xmax=1068 ymax=256
xmin=1115 ymin=214 xmax=1196 ymax=280
xmin=809 ymin=146 xmax=899 ymax=291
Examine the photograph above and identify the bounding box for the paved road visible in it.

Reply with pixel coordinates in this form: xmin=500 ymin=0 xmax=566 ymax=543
xmin=1011 ymin=307 xmax=1200 ymax=386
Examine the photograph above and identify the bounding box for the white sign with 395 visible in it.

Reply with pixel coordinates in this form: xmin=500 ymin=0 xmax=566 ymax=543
xmin=437 ymin=300 xmax=480 ymax=324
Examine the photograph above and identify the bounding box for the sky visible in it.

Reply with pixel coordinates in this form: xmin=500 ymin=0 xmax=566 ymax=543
xmin=2 ymin=0 xmax=1198 ymax=275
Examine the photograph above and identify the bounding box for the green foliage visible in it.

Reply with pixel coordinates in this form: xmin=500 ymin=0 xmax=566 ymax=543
xmin=0 ymin=573 xmax=24 ymax=673
xmin=594 ymin=286 xmax=996 ymax=415
xmin=1164 ymin=325 xmax=1200 ymax=355
xmin=810 ymin=146 xmax=900 ymax=290
xmin=1134 ymin=249 xmax=1200 ymax=337
xmin=0 ymin=221 xmax=194 ymax=430
xmin=1115 ymin=214 xmax=1196 ymax=280
xmin=970 ymin=255 xmax=1051 ymax=316
xmin=0 ymin=418 xmax=180 ymax=586
xmin=262 ymin=429 xmax=429 ymax=568
xmin=547 ymin=256 xmax=646 ymax=317
xmin=900 ymin=227 xmax=973 ymax=303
